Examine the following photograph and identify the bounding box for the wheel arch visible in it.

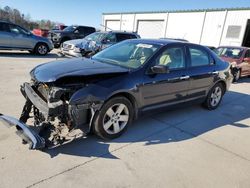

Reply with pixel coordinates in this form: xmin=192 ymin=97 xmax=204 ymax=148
xmin=213 ymin=79 xmax=227 ymax=94
xmin=107 ymin=92 xmax=139 ymax=120
xmin=34 ymin=42 xmax=49 ymax=50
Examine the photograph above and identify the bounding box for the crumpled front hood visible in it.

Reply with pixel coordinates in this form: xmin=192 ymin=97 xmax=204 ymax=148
xmin=30 ymin=58 xmax=129 ymax=83
xmin=64 ymin=39 xmax=87 ymax=46
xmin=64 ymin=38 xmax=100 ymax=51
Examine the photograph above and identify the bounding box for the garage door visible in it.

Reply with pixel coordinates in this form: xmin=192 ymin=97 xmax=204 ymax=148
xmin=137 ymin=20 xmax=164 ymax=38
xmin=105 ymin=20 xmax=120 ymax=31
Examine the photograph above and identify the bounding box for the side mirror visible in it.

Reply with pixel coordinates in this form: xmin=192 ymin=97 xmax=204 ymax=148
xmin=74 ymin=30 xmax=79 ymax=34
xmin=243 ymin=57 xmax=250 ymax=63
xmin=150 ymin=65 xmax=169 ymax=74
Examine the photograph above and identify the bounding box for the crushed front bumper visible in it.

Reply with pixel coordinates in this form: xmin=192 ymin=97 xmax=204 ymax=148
xmin=0 ymin=114 xmax=45 ymax=149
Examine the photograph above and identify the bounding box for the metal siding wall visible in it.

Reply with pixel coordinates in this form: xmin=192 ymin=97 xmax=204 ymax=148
xmin=120 ymin=14 xmax=135 ymax=32
xmin=200 ymin=11 xmax=227 ymax=47
xmin=103 ymin=10 xmax=250 ymax=46
xmin=166 ymin=12 xmax=205 ymax=43
xmin=134 ymin=13 xmax=168 ymax=38
xmin=220 ymin=10 xmax=250 ymax=46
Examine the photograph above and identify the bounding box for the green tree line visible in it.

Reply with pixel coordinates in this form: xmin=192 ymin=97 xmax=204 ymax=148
xmin=0 ymin=6 xmax=62 ymax=30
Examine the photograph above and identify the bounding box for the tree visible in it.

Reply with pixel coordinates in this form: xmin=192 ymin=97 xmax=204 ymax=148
xmin=0 ymin=6 xmax=62 ymax=30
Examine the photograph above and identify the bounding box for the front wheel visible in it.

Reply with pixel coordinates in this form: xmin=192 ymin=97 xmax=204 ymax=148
xmin=203 ymin=83 xmax=224 ymax=110
xmin=35 ymin=43 xmax=49 ymax=55
xmin=93 ymin=97 xmax=134 ymax=139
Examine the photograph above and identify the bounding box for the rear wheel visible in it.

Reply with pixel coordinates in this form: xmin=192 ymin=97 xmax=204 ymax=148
xmin=93 ymin=97 xmax=134 ymax=139
xmin=203 ymin=83 xmax=224 ymax=110
xmin=35 ymin=43 xmax=49 ymax=55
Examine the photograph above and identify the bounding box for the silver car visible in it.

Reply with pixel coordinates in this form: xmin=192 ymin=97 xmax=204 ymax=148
xmin=0 ymin=21 xmax=53 ymax=55
xmin=60 ymin=31 xmax=140 ymax=57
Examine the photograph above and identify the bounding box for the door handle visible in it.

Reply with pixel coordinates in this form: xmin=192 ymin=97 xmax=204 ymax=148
xmin=180 ymin=75 xmax=190 ymax=80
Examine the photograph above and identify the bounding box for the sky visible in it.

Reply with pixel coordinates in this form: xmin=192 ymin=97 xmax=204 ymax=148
xmin=1 ymin=0 xmax=250 ymax=28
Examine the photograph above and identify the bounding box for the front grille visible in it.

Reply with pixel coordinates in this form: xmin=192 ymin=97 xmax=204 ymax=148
xmin=62 ymin=43 xmax=74 ymax=50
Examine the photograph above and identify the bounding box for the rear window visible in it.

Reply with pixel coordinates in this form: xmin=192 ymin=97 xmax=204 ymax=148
xmin=189 ymin=47 xmax=210 ymax=67
xmin=216 ymin=47 xmax=243 ymax=59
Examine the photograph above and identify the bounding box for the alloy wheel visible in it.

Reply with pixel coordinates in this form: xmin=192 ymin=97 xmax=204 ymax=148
xmin=102 ymin=103 xmax=129 ymax=135
xmin=210 ymin=86 xmax=222 ymax=107
xmin=38 ymin=45 xmax=48 ymax=55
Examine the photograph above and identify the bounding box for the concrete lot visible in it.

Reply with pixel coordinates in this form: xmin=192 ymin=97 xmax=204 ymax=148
xmin=0 ymin=50 xmax=250 ymax=188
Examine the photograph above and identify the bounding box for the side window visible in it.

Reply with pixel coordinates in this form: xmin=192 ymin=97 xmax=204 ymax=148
xmin=77 ymin=27 xmax=85 ymax=34
xmin=155 ymin=47 xmax=185 ymax=70
xmin=84 ymin=27 xmax=95 ymax=35
xmin=189 ymin=47 xmax=211 ymax=67
xmin=245 ymin=50 xmax=250 ymax=58
xmin=0 ymin=23 xmax=10 ymax=32
xmin=116 ymin=34 xmax=136 ymax=42
xmin=9 ymin=24 xmax=28 ymax=35
xmin=105 ymin=33 xmax=116 ymax=43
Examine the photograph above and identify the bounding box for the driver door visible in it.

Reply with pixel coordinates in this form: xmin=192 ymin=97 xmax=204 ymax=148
xmin=9 ymin=24 xmax=33 ymax=49
xmin=141 ymin=44 xmax=190 ymax=109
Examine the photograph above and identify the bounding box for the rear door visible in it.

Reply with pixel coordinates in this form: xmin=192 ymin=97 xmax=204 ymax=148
xmin=0 ymin=22 xmax=12 ymax=48
xmin=186 ymin=44 xmax=217 ymax=100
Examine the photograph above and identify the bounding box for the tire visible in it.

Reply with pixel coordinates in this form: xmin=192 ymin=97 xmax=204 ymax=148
xmin=203 ymin=83 xmax=224 ymax=110
xmin=233 ymin=69 xmax=241 ymax=82
xmin=35 ymin=43 xmax=49 ymax=55
xmin=93 ymin=96 xmax=134 ymax=139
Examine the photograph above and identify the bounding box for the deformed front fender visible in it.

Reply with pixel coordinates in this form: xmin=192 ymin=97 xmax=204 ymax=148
xmin=69 ymin=84 xmax=110 ymax=106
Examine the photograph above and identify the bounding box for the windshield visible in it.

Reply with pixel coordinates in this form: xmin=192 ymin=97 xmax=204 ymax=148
xmin=85 ymin=32 xmax=106 ymax=42
xmin=92 ymin=40 xmax=161 ymax=69
xmin=215 ymin=47 xmax=244 ymax=59
xmin=63 ymin=26 xmax=77 ymax=32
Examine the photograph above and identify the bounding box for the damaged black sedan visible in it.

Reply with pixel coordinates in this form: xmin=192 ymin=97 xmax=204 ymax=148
xmin=0 ymin=39 xmax=233 ymax=149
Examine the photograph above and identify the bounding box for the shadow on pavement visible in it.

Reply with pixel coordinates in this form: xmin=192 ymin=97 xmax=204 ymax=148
xmin=44 ymin=89 xmax=250 ymax=159
xmin=0 ymin=51 xmax=62 ymax=59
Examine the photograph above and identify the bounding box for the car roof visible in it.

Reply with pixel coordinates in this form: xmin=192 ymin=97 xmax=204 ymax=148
xmin=0 ymin=20 xmax=13 ymax=24
xmin=129 ymin=38 xmax=190 ymax=46
xmin=97 ymin=31 xmax=138 ymax=35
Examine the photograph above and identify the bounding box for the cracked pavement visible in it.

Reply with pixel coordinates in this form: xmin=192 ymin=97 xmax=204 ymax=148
xmin=0 ymin=50 xmax=250 ymax=188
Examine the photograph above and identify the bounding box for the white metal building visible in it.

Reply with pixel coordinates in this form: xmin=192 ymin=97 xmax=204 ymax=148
xmin=102 ymin=8 xmax=250 ymax=47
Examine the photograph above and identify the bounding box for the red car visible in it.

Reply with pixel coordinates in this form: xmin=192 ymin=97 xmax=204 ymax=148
xmin=216 ymin=46 xmax=250 ymax=81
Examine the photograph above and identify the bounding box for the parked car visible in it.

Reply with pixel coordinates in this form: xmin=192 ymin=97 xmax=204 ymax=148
xmin=51 ymin=24 xmax=68 ymax=31
xmin=0 ymin=39 xmax=233 ymax=149
xmin=32 ymin=29 xmax=49 ymax=37
xmin=49 ymin=25 xmax=96 ymax=48
xmin=60 ymin=31 xmax=140 ymax=57
xmin=206 ymin=46 xmax=216 ymax=51
xmin=0 ymin=21 xmax=53 ymax=55
xmin=215 ymin=46 xmax=250 ymax=81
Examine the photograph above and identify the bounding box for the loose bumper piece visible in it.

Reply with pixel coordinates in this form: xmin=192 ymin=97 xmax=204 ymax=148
xmin=0 ymin=114 xmax=45 ymax=149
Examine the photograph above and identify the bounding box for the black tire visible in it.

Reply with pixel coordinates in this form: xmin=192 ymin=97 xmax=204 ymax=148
xmin=233 ymin=68 xmax=241 ymax=82
xmin=203 ymin=83 xmax=225 ymax=110
xmin=35 ymin=43 xmax=49 ymax=55
xmin=93 ymin=96 xmax=134 ymax=139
